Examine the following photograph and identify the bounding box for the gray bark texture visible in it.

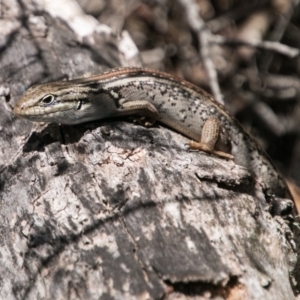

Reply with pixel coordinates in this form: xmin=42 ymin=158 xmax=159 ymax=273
xmin=0 ymin=0 xmax=299 ymax=299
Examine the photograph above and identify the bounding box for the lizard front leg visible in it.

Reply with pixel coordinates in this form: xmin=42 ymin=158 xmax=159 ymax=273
xmin=118 ymin=100 xmax=159 ymax=127
xmin=189 ymin=117 xmax=233 ymax=159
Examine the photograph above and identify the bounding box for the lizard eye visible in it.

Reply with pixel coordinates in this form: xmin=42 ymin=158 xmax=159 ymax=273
xmin=41 ymin=95 xmax=54 ymax=105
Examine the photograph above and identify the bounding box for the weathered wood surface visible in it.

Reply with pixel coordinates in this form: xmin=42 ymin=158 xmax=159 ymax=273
xmin=0 ymin=0 xmax=298 ymax=299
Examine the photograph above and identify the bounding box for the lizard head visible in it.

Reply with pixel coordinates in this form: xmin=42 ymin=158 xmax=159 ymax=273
xmin=13 ymin=80 xmax=98 ymax=124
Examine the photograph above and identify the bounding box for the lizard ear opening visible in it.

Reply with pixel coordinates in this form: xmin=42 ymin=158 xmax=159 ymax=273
xmin=77 ymin=100 xmax=82 ymax=110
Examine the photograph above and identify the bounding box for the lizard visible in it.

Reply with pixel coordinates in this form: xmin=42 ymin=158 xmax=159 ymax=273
xmin=13 ymin=67 xmax=293 ymax=205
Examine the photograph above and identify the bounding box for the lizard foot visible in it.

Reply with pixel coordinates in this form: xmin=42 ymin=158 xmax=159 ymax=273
xmin=188 ymin=140 xmax=233 ymax=159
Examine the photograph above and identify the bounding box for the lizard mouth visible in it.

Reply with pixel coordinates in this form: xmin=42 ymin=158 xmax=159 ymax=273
xmin=13 ymin=102 xmax=75 ymax=125
xmin=14 ymin=101 xmax=74 ymax=116
xmin=13 ymin=99 xmax=94 ymax=124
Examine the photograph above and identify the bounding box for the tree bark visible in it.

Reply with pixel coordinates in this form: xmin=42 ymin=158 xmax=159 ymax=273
xmin=0 ymin=0 xmax=298 ymax=299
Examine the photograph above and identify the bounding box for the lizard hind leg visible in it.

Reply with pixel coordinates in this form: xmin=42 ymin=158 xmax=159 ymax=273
xmin=188 ymin=117 xmax=233 ymax=159
xmin=118 ymin=100 xmax=159 ymax=127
